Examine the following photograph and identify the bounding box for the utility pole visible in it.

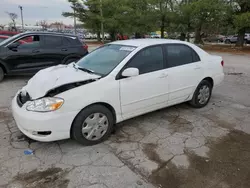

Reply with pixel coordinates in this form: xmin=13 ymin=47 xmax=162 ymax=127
xmin=73 ymin=4 xmax=77 ymax=35
xmin=18 ymin=5 xmax=24 ymax=31
xmin=100 ymin=0 xmax=104 ymax=43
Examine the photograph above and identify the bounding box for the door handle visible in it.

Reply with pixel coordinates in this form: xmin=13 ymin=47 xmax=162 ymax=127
xmin=61 ymin=48 xmax=68 ymax=51
xmin=159 ymin=73 xmax=168 ymax=78
xmin=32 ymin=49 xmax=40 ymax=53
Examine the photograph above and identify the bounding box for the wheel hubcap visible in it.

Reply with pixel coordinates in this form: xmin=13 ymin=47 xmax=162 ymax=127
xmin=82 ymin=113 xmax=109 ymax=141
xmin=197 ymin=85 xmax=210 ymax=104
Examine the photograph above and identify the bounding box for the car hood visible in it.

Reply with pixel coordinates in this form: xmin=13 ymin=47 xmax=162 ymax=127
xmin=21 ymin=64 xmax=101 ymax=99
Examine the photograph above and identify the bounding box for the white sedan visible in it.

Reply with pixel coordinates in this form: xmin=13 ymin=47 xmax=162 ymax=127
xmin=12 ymin=39 xmax=224 ymax=145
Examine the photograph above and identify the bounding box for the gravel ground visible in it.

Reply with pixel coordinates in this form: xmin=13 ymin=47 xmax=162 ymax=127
xmin=0 ymin=52 xmax=250 ymax=188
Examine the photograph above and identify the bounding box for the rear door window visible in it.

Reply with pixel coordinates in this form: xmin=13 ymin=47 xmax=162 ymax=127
xmin=43 ymin=35 xmax=62 ymax=47
xmin=165 ymin=44 xmax=200 ymax=68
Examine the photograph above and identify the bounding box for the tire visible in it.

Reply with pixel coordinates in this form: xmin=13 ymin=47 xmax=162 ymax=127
xmin=71 ymin=105 xmax=114 ymax=145
xmin=189 ymin=80 xmax=213 ymax=108
xmin=63 ymin=58 xmax=79 ymax=65
xmin=0 ymin=67 xmax=4 ymax=82
xmin=225 ymin=39 xmax=231 ymax=44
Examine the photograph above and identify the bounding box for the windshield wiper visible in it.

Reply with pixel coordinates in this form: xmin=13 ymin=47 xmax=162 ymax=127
xmin=77 ymin=67 xmax=95 ymax=74
xmin=72 ymin=63 xmax=98 ymax=75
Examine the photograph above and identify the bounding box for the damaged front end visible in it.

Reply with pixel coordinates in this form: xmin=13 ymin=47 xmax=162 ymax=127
xmin=17 ymin=79 xmax=98 ymax=107
xmin=45 ymin=79 xmax=97 ymax=97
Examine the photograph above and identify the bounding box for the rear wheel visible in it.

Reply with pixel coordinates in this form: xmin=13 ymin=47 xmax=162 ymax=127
xmin=71 ymin=105 xmax=114 ymax=145
xmin=0 ymin=67 xmax=4 ymax=82
xmin=225 ymin=39 xmax=231 ymax=44
xmin=189 ymin=80 xmax=212 ymax=108
xmin=64 ymin=58 xmax=79 ymax=65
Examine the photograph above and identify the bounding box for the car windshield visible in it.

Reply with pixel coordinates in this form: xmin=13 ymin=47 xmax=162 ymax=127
xmin=0 ymin=38 xmax=6 ymax=43
xmin=77 ymin=44 xmax=136 ymax=76
xmin=0 ymin=33 xmax=23 ymax=46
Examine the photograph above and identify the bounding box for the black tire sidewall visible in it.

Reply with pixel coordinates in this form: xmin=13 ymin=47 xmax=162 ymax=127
xmin=72 ymin=105 xmax=114 ymax=145
xmin=191 ymin=80 xmax=212 ymax=108
xmin=64 ymin=58 xmax=78 ymax=65
xmin=0 ymin=67 xmax=4 ymax=82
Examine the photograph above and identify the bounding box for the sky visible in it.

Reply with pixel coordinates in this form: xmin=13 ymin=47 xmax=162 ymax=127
xmin=0 ymin=0 xmax=74 ymax=25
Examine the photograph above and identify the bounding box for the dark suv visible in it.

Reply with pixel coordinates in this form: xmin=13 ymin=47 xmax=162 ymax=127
xmin=0 ymin=32 xmax=88 ymax=82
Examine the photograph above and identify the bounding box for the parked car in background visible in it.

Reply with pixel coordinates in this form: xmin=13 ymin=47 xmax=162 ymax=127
xmin=0 ymin=30 xmax=20 ymax=37
xmin=12 ymin=39 xmax=224 ymax=145
xmin=0 ymin=32 xmax=88 ymax=82
xmin=0 ymin=31 xmax=33 ymax=43
xmin=203 ymin=35 xmax=226 ymax=43
xmin=224 ymin=33 xmax=250 ymax=44
xmin=0 ymin=35 xmax=26 ymax=44
xmin=84 ymin=33 xmax=97 ymax=39
xmin=117 ymin=34 xmax=129 ymax=40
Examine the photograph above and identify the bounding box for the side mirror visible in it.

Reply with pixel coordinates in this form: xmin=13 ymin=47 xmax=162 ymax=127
xmin=121 ymin=68 xmax=139 ymax=77
xmin=8 ymin=42 xmax=19 ymax=50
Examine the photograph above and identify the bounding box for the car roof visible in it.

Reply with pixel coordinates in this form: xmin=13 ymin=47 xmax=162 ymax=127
xmin=21 ymin=31 xmax=77 ymax=38
xmin=110 ymin=39 xmax=187 ymax=47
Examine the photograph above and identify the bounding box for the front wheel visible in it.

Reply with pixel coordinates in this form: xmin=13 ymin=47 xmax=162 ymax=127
xmin=189 ymin=80 xmax=212 ymax=108
xmin=71 ymin=105 xmax=114 ymax=145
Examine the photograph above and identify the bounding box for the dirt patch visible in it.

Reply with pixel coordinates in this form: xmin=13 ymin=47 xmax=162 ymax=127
xmin=9 ymin=167 xmax=70 ymax=188
xmin=162 ymin=114 xmax=193 ymax=133
xmin=203 ymin=114 xmax=235 ymax=129
xmin=202 ymin=44 xmax=250 ymax=54
xmin=143 ymin=143 xmax=163 ymax=164
xmin=149 ymin=130 xmax=250 ymax=188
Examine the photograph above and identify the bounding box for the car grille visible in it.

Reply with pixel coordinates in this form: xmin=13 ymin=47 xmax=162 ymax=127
xmin=17 ymin=91 xmax=31 ymax=107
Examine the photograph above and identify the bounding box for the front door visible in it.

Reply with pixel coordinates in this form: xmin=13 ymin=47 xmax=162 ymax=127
xmin=164 ymin=44 xmax=204 ymax=105
xmin=4 ymin=34 xmax=44 ymax=74
xmin=119 ymin=45 xmax=169 ymax=119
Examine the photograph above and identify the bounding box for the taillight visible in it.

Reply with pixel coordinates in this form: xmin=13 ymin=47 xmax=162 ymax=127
xmin=221 ymin=60 xmax=224 ymax=66
xmin=82 ymin=44 xmax=88 ymax=50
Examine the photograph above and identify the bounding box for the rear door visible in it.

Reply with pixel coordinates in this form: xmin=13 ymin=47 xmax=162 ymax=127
xmin=39 ymin=35 xmax=66 ymax=67
xmin=164 ymin=44 xmax=204 ymax=105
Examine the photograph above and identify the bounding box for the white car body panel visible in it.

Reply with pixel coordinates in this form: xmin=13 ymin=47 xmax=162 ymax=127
xmin=23 ymin=63 xmax=101 ymax=99
xmin=12 ymin=39 xmax=224 ymax=142
xmin=167 ymin=61 xmax=204 ymax=106
xmin=120 ymin=69 xmax=169 ymax=119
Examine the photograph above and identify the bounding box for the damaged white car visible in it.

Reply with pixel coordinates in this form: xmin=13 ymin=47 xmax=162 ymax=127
xmin=12 ymin=39 xmax=224 ymax=145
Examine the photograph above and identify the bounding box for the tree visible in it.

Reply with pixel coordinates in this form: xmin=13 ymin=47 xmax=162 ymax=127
xmin=63 ymin=0 xmax=102 ymax=41
xmin=186 ymin=0 xmax=227 ymax=44
xmin=124 ymin=0 xmax=156 ymax=38
xmin=6 ymin=12 xmax=18 ymax=30
xmin=37 ymin=20 xmax=48 ymax=30
xmin=231 ymin=0 xmax=250 ymax=47
xmin=149 ymin=0 xmax=176 ymax=38
xmin=64 ymin=0 xmax=157 ymax=40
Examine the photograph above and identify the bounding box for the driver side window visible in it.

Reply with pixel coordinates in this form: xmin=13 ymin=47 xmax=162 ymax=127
xmin=126 ymin=46 xmax=164 ymax=75
xmin=15 ymin=35 xmax=41 ymax=49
